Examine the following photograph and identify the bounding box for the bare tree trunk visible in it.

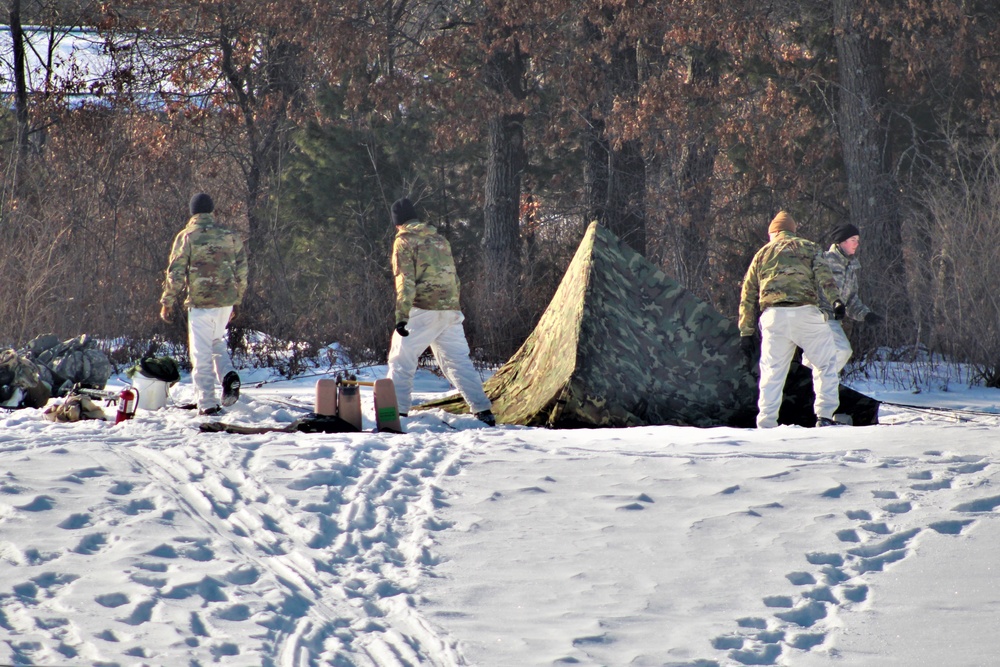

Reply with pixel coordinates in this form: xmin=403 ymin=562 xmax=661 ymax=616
xmin=482 ymin=40 xmax=527 ymax=289
xmin=219 ymin=26 xmax=301 ymax=336
xmin=585 ymin=114 xmax=609 ymax=226
xmin=10 ymin=0 xmax=28 ymax=157
xmin=834 ymin=0 xmax=909 ymax=334
xmin=483 ymin=111 xmax=524 ymax=287
xmin=606 ymin=135 xmax=646 ymax=255
xmin=673 ymin=46 xmax=719 ymax=296
xmin=583 ymin=20 xmax=646 ymax=255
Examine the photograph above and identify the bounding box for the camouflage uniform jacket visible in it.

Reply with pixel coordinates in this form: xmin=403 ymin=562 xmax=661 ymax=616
xmin=392 ymin=221 xmax=461 ymax=323
xmin=738 ymin=231 xmax=842 ymax=336
xmin=817 ymin=244 xmax=870 ymax=321
xmin=160 ymin=213 xmax=248 ymax=309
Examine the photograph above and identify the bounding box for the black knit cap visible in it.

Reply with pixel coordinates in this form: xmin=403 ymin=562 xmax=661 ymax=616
xmin=391 ymin=198 xmax=418 ymax=226
xmin=190 ymin=193 xmax=214 ymax=216
xmin=829 ymin=223 xmax=860 ymax=245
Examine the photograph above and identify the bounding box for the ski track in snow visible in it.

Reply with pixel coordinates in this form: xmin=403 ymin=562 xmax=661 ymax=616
xmin=0 ymin=397 xmax=470 ymax=666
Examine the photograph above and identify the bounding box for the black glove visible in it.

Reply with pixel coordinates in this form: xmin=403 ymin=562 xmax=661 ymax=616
xmin=864 ymin=311 xmax=883 ymax=325
xmin=739 ymin=335 xmax=757 ymax=360
xmin=832 ymin=300 xmax=846 ymax=321
xmin=395 ymin=321 xmax=410 ymax=337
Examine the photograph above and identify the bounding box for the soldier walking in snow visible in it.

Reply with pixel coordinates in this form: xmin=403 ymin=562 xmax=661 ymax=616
xmin=738 ymin=211 xmax=846 ymax=428
xmin=159 ymin=193 xmax=247 ymax=416
xmin=803 ymin=223 xmax=882 ymax=373
xmin=386 ymin=197 xmax=495 ymax=426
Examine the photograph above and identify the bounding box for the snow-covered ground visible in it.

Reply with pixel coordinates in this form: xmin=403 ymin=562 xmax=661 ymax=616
xmin=2 ymin=360 xmax=1000 ymax=666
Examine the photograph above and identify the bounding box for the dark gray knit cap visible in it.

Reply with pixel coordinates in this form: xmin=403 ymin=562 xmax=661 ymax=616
xmin=391 ymin=198 xmax=418 ymax=226
xmin=190 ymin=193 xmax=214 ymax=216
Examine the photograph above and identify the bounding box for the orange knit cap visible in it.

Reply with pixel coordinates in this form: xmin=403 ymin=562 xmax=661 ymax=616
xmin=768 ymin=211 xmax=797 ymax=235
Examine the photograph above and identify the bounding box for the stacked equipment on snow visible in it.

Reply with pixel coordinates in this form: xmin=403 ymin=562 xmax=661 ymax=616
xmin=418 ymin=221 xmax=879 ymax=428
xmin=0 ymin=334 xmax=112 ymax=409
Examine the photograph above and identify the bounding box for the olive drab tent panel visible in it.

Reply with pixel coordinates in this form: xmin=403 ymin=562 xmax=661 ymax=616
xmin=418 ymin=221 xmax=880 ymax=428
xmin=419 ymin=221 xmax=761 ymax=427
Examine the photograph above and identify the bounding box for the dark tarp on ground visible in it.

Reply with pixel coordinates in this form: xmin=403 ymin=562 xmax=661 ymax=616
xmin=418 ymin=221 xmax=879 ymax=428
xmin=778 ymin=359 xmax=880 ymax=427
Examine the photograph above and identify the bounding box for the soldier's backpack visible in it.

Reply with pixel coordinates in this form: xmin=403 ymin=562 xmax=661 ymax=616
xmin=0 ymin=349 xmax=52 ymax=409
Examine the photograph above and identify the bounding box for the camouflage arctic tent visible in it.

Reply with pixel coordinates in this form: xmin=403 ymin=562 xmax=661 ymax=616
xmin=421 ymin=222 xmax=761 ymax=427
xmin=419 ymin=221 xmax=880 ymax=428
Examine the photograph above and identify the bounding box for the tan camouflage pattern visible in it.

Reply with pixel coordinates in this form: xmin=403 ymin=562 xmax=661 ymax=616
xmin=738 ymin=231 xmax=842 ymax=336
xmin=160 ymin=213 xmax=247 ymax=309
xmin=818 ymin=244 xmax=870 ymax=321
xmin=0 ymin=349 xmax=51 ymax=408
xmin=392 ymin=222 xmax=461 ymax=323
xmin=418 ymin=222 xmax=760 ymax=428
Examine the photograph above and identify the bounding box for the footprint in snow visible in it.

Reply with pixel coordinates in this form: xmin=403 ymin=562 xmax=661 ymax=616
xmin=124 ymin=498 xmax=156 ymax=515
xmin=861 ymin=522 xmax=891 ymax=535
xmin=60 ymin=466 xmax=108 ymax=484
xmin=16 ymin=495 xmax=55 ymax=511
xmin=58 ymin=513 xmax=92 ymax=529
xmin=785 ymin=572 xmax=816 ymax=586
xmin=108 ymin=480 xmax=134 ymax=495
xmin=729 ymin=641 xmax=782 ymax=665
xmin=72 ymin=532 xmax=108 ymax=555
xmin=95 ymin=592 xmax=130 ymax=608
xmin=881 ymin=500 xmax=912 ymax=514
xmin=911 ymin=477 xmax=952 ymax=491
xmin=952 ymin=495 xmax=1000 ymax=513
xmin=821 ymin=483 xmax=847 ymax=499
xmin=929 ymin=519 xmax=974 ymax=534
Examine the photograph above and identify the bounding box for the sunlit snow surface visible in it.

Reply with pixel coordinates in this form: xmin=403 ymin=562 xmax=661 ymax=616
xmin=1 ymin=359 xmax=999 ymax=666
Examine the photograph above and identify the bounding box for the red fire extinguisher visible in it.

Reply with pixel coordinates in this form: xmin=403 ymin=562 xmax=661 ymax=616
xmin=115 ymin=386 xmax=138 ymax=424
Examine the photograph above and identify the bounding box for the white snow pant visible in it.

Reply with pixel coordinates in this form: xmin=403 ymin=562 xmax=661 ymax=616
xmin=802 ymin=321 xmax=853 ymax=374
xmin=387 ymin=308 xmax=492 ymax=415
xmin=187 ymin=306 xmax=235 ymax=410
xmin=756 ymin=305 xmax=840 ymax=429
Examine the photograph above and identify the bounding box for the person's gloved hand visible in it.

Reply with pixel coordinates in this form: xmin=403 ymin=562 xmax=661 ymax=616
xmin=739 ymin=335 xmax=757 ymax=360
xmin=833 ymin=300 xmax=846 ymax=321
xmin=395 ymin=321 xmax=410 ymax=337
xmin=864 ymin=311 xmax=883 ymax=325
xmin=159 ymin=304 xmax=173 ymax=323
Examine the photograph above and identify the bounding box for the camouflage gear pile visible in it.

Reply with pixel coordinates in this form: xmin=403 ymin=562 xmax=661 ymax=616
xmin=160 ymin=213 xmax=248 ymax=309
xmin=0 ymin=350 xmax=51 ymax=408
xmin=1 ymin=334 xmax=112 ymax=408
xmin=391 ymin=222 xmax=461 ymax=323
xmin=818 ymin=244 xmax=870 ymax=321
xmin=419 ymin=222 xmax=760 ymax=428
xmin=738 ymin=231 xmax=842 ymax=336
xmin=25 ymin=333 xmax=112 ymax=393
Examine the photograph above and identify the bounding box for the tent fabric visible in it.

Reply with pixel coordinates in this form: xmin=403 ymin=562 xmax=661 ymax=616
xmin=419 ymin=221 xmax=762 ymax=428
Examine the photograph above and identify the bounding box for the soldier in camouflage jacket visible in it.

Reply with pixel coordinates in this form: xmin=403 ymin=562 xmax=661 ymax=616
xmin=805 ymin=223 xmax=881 ymax=374
xmin=159 ymin=194 xmax=246 ymax=414
xmin=387 ymin=198 xmax=494 ymax=425
xmin=738 ymin=211 xmax=846 ymax=428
